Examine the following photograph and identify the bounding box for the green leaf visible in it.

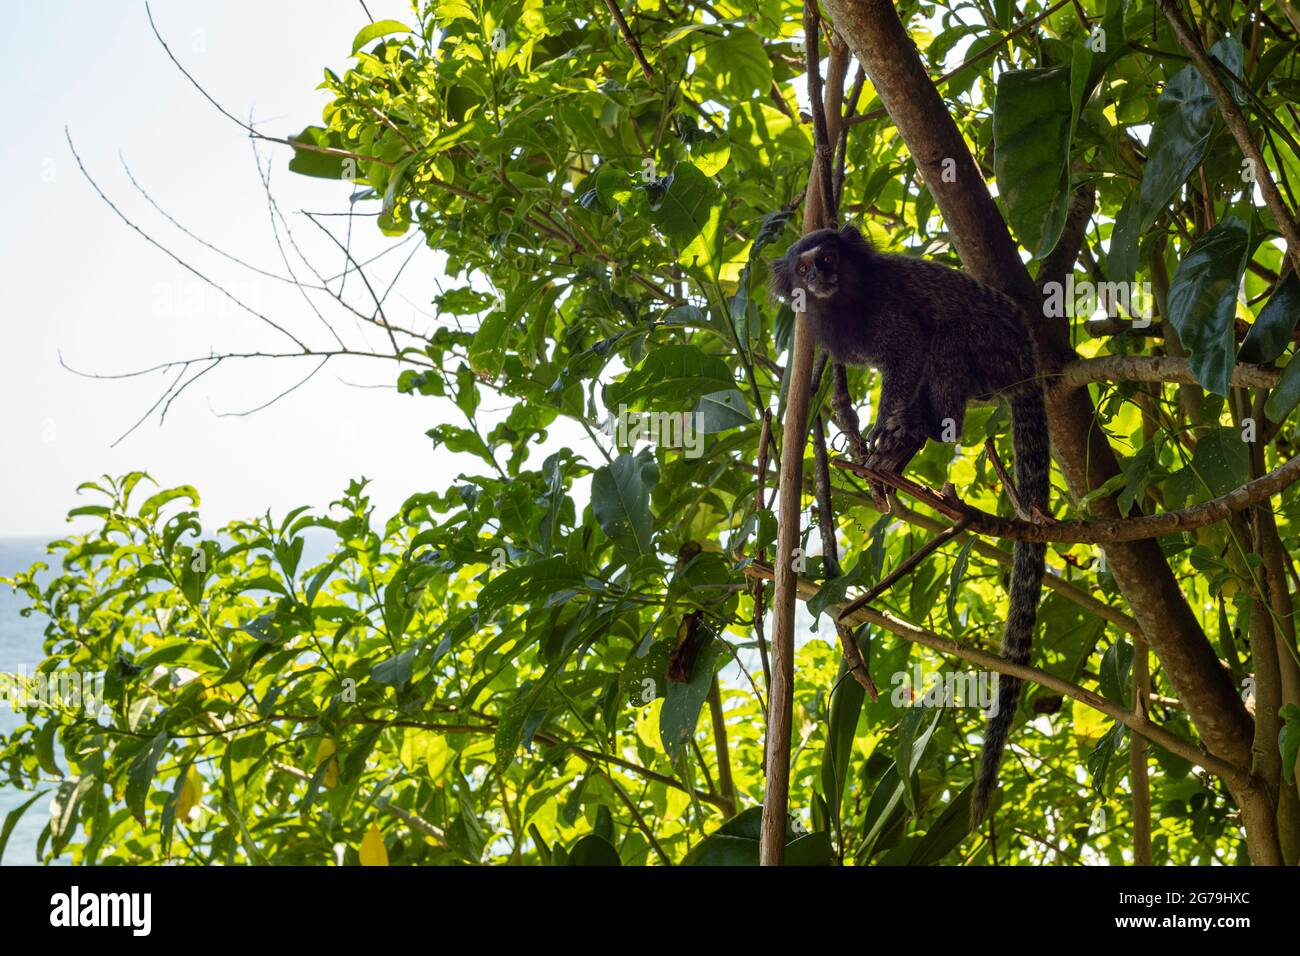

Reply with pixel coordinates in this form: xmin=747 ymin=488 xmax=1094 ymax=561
xmin=371 ymin=648 xmax=416 ymax=687
xmin=692 ymin=389 xmax=751 ymax=433
xmin=286 ymin=126 xmax=353 ymax=180
xmin=682 ymin=807 xmax=816 ymax=865
xmin=1138 ymin=38 xmax=1243 ymax=231
xmin=432 ymin=1 xmax=475 ymax=25
xmin=643 ymin=163 xmax=721 ymax=248
xmin=475 ymin=556 xmax=586 ymax=618
xmin=221 ymin=794 xmax=268 ymax=865
xmin=34 ymin=720 xmax=61 ymax=778
xmin=1099 ymin=637 xmax=1134 ymax=706
xmin=352 ymin=19 xmax=411 ymax=54
xmin=1265 ymin=352 xmax=1300 ymax=422
xmin=993 ymin=67 xmax=1073 ymax=259
xmin=784 ymin=831 xmax=835 ymax=866
xmin=126 ymin=731 xmax=170 ymax=824
xmin=1166 ymin=216 xmax=1250 ymax=396
xmin=1118 ymin=439 xmax=1160 ymax=516
xmin=0 ymin=790 xmax=49 ymax=864
xmin=821 ymin=629 xmax=869 ymax=829
xmin=1107 ymin=187 xmax=1141 ymax=286
xmin=907 ymin=783 xmax=975 ymax=865
xmin=682 ymin=833 xmax=760 ymax=865
xmin=946 ymin=538 xmax=975 ymax=631
xmin=807 ymin=557 xmax=872 ymax=622
xmin=607 ymin=343 xmax=735 ymax=412
xmin=139 ymin=485 xmax=199 ymax=518
xmin=660 ymin=639 xmax=721 ymax=763
xmin=426 ymin=423 xmax=496 ymax=465
xmin=1069 ymin=0 xmax=1127 ymax=122
xmin=895 ymin=706 xmax=944 ymax=813
xmin=49 ymin=775 xmax=96 ymax=854
xmin=591 ymin=452 xmax=655 ymax=561
xmin=1240 ymin=271 xmax=1300 ymax=365
xmin=859 ymin=764 xmax=907 ymax=859
xmin=1190 ymin=426 xmax=1249 ymax=498
xmin=1086 ymin=720 xmax=1127 ymax=794
xmin=692 ymin=29 xmax=772 ymax=98
xmin=566 ymin=833 xmax=622 ymax=866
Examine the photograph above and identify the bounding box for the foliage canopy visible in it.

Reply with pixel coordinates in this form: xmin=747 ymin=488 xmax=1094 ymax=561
xmin=5 ymin=0 xmax=1300 ymax=865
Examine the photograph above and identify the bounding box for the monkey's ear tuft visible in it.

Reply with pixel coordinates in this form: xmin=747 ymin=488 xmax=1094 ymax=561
xmin=768 ymin=257 xmax=792 ymax=300
xmin=838 ymin=223 xmax=869 ymax=248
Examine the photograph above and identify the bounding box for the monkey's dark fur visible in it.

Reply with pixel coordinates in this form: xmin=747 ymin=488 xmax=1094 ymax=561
xmin=771 ymin=224 xmax=1050 ymax=824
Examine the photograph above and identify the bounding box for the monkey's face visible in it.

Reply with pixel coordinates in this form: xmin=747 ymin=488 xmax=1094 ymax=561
xmin=770 ymin=227 xmax=865 ymax=305
xmin=793 ymin=242 xmax=839 ymax=299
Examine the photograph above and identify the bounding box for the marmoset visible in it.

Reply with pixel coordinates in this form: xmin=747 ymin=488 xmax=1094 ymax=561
xmin=771 ymin=224 xmax=1050 ymax=824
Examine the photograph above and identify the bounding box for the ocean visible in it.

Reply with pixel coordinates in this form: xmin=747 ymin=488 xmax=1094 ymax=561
xmin=0 ymin=536 xmax=60 ymax=865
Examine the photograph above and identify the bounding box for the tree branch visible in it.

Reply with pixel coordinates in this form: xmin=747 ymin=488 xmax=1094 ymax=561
xmin=743 ymin=562 xmax=1250 ymax=789
xmin=833 ymin=452 xmax=1300 ymax=545
xmin=1060 ymin=355 xmax=1281 ymax=391
xmin=761 ymin=0 xmax=839 ymax=867
xmin=601 ymin=0 xmax=654 ymax=78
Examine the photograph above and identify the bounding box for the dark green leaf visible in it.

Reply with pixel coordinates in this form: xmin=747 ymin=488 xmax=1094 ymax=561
xmin=993 ymin=67 xmax=1073 ymax=258
xmin=1166 ymin=217 xmax=1249 ymax=396
xmin=591 ymin=452 xmax=655 ymax=561
xmin=566 ymin=833 xmax=621 ymax=866
xmin=907 ymin=783 xmax=975 ymax=865
xmin=1265 ymin=352 xmax=1300 ymax=422
xmin=1138 ymin=38 xmax=1243 ymax=231
xmin=1240 ymin=271 xmax=1300 ymax=365
xmin=660 ymin=639 xmax=721 ymax=763
xmin=126 ymin=732 xmax=170 ymax=824
xmin=0 ymin=790 xmax=49 ymax=865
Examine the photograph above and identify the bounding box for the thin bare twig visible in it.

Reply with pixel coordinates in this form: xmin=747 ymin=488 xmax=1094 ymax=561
xmin=66 ymin=130 xmax=307 ymax=352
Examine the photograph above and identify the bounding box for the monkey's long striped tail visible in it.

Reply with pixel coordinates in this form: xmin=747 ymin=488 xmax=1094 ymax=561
xmin=971 ymin=384 xmax=1050 ymax=825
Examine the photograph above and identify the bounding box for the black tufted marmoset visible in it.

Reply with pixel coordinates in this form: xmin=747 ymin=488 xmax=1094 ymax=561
xmin=771 ymin=223 xmax=1051 ymax=824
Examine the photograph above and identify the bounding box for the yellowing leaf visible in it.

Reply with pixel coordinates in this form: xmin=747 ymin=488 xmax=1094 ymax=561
xmin=665 ymin=784 xmax=689 ymax=821
xmin=177 ymin=765 xmax=203 ymax=820
xmin=317 ymin=737 xmax=340 ymax=789
xmin=636 ymin=698 xmax=664 ymax=751
xmin=1072 ymin=700 xmax=1110 ymax=742
xmin=360 ymin=822 xmax=388 ymax=866
xmin=399 ymin=730 xmax=453 ymax=783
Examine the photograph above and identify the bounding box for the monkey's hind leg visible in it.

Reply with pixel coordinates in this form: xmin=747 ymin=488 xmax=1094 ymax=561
xmin=863 ymin=426 xmax=926 ymax=511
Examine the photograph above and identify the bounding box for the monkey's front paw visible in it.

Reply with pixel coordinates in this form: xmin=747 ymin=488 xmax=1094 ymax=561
xmin=844 ymin=430 xmax=870 ymax=463
xmin=864 ymin=422 xmax=897 ymax=455
xmin=863 ymin=422 xmax=883 ymax=453
xmin=1028 ymin=503 xmax=1056 ymax=526
xmin=868 ymin=410 xmax=915 ymax=450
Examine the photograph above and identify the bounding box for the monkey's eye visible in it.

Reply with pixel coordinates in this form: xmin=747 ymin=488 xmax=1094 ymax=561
xmin=796 ymin=264 xmax=808 ymax=275
xmin=821 ymin=256 xmax=833 ymax=267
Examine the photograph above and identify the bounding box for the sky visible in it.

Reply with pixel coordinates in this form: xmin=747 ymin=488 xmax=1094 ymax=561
xmin=0 ymin=0 xmax=520 ymax=538
xmin=0 ymin=2 xmax=1017 ymax=542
